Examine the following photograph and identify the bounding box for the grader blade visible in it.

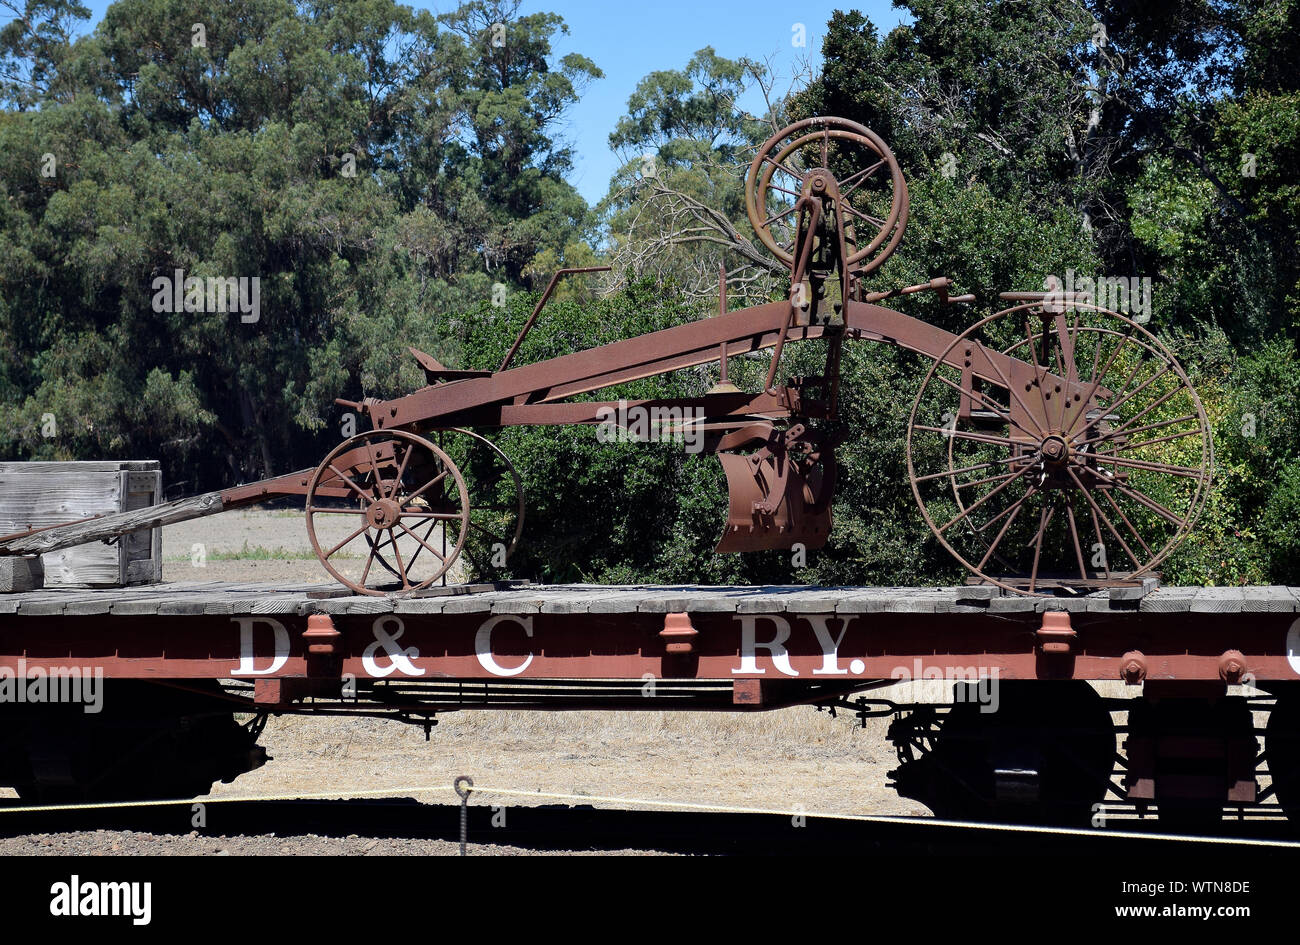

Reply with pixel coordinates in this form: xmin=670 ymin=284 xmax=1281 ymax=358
xmin=715 ymin=449 xmax=834 ymax=554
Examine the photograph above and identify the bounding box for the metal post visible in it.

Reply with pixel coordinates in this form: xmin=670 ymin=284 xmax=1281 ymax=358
xmin=454 ymin=775 xmax=474 ymax=855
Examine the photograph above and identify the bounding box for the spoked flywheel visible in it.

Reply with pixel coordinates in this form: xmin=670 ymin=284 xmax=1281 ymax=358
xmin=745 ymin=116 xmax=908 ymax=275
xmin=305 ymin=429 xmax=470 ymax=595
xmin=907 ymin=298 xmax=1213 ymax=594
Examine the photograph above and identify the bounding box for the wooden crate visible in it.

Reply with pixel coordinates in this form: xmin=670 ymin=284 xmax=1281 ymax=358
xmin=0 ymin=461 xmax=163 ymax=587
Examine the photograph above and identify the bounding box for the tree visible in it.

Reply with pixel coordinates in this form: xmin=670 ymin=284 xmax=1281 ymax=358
xmin=600 ymin=48 xmax=791 ymax=303
xmin=0 ymin=0 xmax=599 ymax=490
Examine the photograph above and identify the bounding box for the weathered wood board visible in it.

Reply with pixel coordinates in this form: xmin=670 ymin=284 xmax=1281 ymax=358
xmin=0 ymin=461 xmax=163 ymax=587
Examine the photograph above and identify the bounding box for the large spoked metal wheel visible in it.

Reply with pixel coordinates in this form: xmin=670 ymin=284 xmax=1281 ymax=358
xmin=305 ymin=430 xmax=470 ymax=596
xmin=745 ymin=116 xmax=908 ymax=274
xmin=907 ymin=300 xmax=1213 ymax=594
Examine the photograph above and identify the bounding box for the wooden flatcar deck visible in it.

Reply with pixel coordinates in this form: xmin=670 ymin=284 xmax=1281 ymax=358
xmin=2 ymin=580 xmax=1298 ymax=617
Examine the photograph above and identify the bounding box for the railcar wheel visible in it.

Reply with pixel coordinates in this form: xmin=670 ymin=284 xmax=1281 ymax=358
xmin=745 ymin=116 xmax=908 ymax=274
xmin=3 ymin=682 xmax=266 ymax=802
xmin=305 ymin=429 xmax=470 ymax=595
xmin=1125 ymin=695 xmax=1257 ymax=828
xmin=907 ymin=301 xmax=1212 ymax=594
xmin=1266 ymin=690 xmax=1300 ymax=823
xmin=889 ymin=681 xmax=1116 ymax=825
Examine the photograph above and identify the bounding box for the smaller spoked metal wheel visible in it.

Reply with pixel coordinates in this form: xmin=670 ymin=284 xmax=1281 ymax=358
xmin=305 ymin=430 xmax=470 ymax=595
xmin=907 ymin=300 xmax=1213 ymax=594
xmin=745 ymin=116 xmax=908 ymax=274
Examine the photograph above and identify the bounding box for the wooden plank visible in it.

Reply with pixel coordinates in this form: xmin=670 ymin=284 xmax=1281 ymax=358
xmin=249 ymin=596 xmax=312 ymax=615
xmin=834 ymin=589 xmax=900 ymax=614
xmin=0 ymin=491 xmax=221 ymax=557
xmin=987 ymin=595 xmax=1041 ymax=613
xmin=1140 ymin=586 xmax=1199 ymax=613
xmin=315 ymin=596 xmax=393 ymax=615
xmin=0 ymin=556 xmax=42 ymax=592
xmin=1191 ymin=586 xmax=1246 ymax=613
xmin=1242 ymin=586 xmax=1274 ymax=613
xmin=1109 ymin=577 xmax=1160 ymax=602
xmin=490 ymin=589 xmax=584 ymax=614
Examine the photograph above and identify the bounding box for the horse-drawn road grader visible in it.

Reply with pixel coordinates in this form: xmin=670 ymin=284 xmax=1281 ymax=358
xmin=0 ymin=117 xmax=1213 ymax=596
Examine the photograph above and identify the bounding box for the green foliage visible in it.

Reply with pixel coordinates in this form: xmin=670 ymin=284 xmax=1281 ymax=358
xmin=0 ymin=0 xmax=596 ymax=487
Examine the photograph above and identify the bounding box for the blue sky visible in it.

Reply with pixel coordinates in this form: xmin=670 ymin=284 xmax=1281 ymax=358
xmin=71 ymin=1 xmax=909 ymax=204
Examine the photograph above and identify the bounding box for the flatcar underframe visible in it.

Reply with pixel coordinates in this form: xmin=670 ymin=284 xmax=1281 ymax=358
xmin=2 ymin=580 xmax=1299 ymax=828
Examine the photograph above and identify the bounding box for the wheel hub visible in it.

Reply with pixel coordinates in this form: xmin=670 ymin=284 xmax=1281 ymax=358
xmin=366 ymin=497 xmax=401 ymax=530
xmin=1038 ymin=434 xmax=1069 ymax=466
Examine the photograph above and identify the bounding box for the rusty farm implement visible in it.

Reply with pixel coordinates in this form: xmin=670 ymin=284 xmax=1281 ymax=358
xmin=0 ymin=117 xmax=1213 ymax=596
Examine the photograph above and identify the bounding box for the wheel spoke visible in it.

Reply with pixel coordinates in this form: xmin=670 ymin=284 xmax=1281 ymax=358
xmin=1089 ymin=454 xmax=1207 ymax=479
xmin=1027 ymin=499 xmax=1058 ymax=593
xmin=762 ymin=204 xmax=799 ymax=228
xmin=975 ymin=486 xmax=1036 ymax=569
xmin=1102 ymin=427 xmax=1205 ymax=454
xmin=930 ymin=373 xmax=1041 ymax=440
xmin=1066 ymin=501 xmax=1088 ymax=581
xmin=359 ymin=540 xmax=380 ymax=587
xmin=469 ymin=519 xmax=509 ymax=547
xmin=937 ymin=465 xmax=1034 ymax=534
xmin=323 ymin=522 xmax=369 ymax=559
xmin=915 ymin=455 xmax=1019 ymax=483
xmin=398 ymin=520 xmax=448 ymax=564
xmin=954 ymin=469 xmax=1021 ymax=491
xmin=405 ymin=468 xmax=449 ymax=504
xmin=841 ymin=202 xmax=883 ymax=227
xmin=1068 ymin=467 xmax=1141 ymax=569
xmin=765 ymin=154 xmax=804 ymax=181
xmin=1088 ymin=502 xmax=1111 ymax=579
xmin=914 ymin=424 xmax=1020 ymax=448
xmin=840 ymin=159 xmax=886 ymax=198
xmin=981 ymin=339 xmax=1050 ymax=438
xmin=402 ymin=518 xmax=440 ymax=571
xmin=1062 ymin=331 xmax=1134 ymax=434
xmin=361 ymin=438 xmax=387 ymax=498
xmin=1024 ymin=316 xmax=1055 ymax=427
xmin=327 ymin=464 xmax=376 ymax=503
xmin=1101 ymin=488 xmax=1153 ymax=558
xmin=1075 ymin=365 xmax=1173 ymax=442
xmin=1087 ymin=413 xmax=1199 ymax=446
xmin=1104 ymin=477 xmax=1191 ymax=527
xmin=390 ymin=535 xmax=410 ymax=588
xmin=387 ymin=442 xmax=414 ymax=499
xmin=1084 ymin=385 xmax=1185 ymax=449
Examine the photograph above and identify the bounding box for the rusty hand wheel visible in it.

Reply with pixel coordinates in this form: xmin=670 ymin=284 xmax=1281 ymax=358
xmin=745 ymin=116 xmax=908 ymax=274
xmin=305 ymin=429 xmax=470 ymax=595
xmin=906 ymin=301 xmax=1213 ymax=594
xmin=364 ymin=428 xmax=524 ymax=581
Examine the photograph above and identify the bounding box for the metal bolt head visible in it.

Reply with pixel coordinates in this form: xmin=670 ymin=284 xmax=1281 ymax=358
xmin=1120 ymin=650 xmax=1146 ymax=684
xmin=1040 ymin=436 xmax=1067 ymax=461
xmin=1219 ymin=650 xmax=1247 ymax=684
